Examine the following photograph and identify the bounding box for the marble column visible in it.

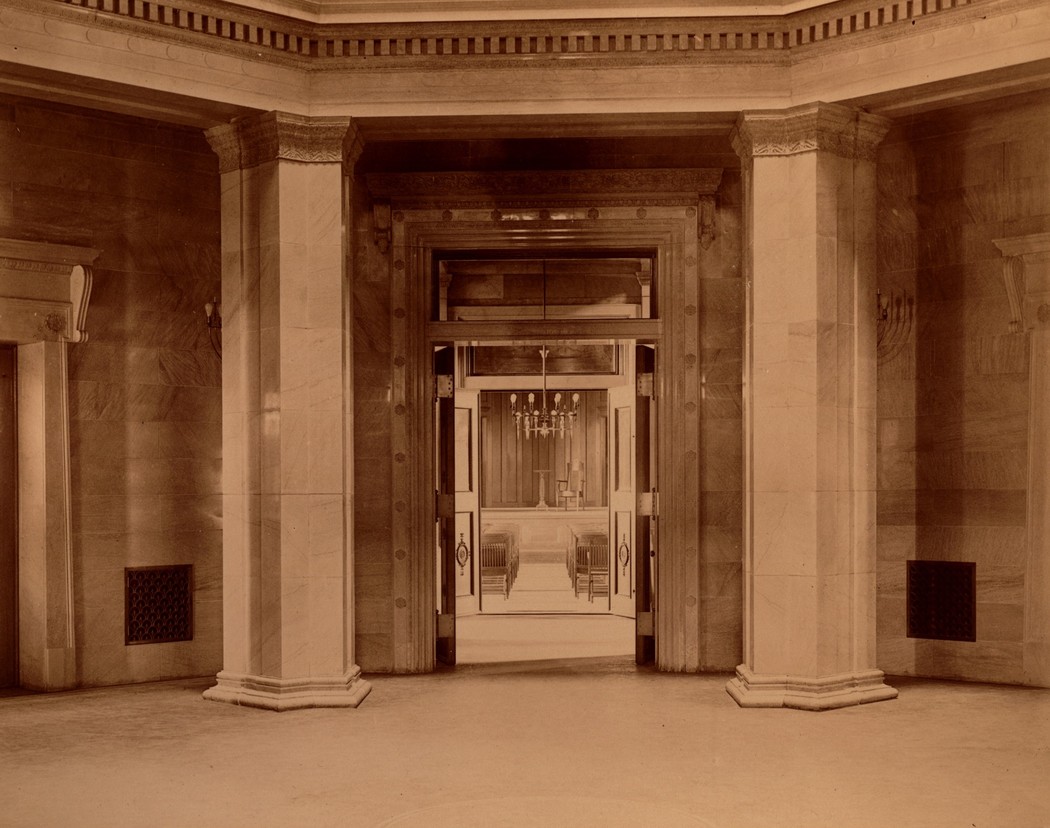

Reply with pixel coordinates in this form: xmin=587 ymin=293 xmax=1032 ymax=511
xmin=991 ymin=233 xmax=1050 ymax=688
xmin=202 ymin=112 xmax=370 ymax=710
xmin=728 ymin=102 xmax=898 ymax=709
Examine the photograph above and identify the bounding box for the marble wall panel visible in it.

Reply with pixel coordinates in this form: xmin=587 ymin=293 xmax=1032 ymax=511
xmin=699 ymin=383 xmax=742 ymax=419
xmin=701 ymin=526 xmax=743 ymax=565
xmin=0 ymin=98 xmax=223 ymax=688
xmin=915 ymin=450 xmax=1028 ymax=490
xmin=876 ymin=93 xmax=1049 ymax=686
xmin=966 ymin=334 xmax=1029 ymax=376
xmin=699 ymin=337 xmax=743 ymax=688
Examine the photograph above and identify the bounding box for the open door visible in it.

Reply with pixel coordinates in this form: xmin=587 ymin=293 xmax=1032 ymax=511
xmin=454 ymin=382 xmax=481 ymax=616
xmin=434 ymin=346 xmax=457 ymax=665
xmin=608 ymin=349 xmax=636 ymax=619
xmin=635 ymin=344 xmax=657 ymax=665
xmin=608 ymin=342 xmax=657 ymax=665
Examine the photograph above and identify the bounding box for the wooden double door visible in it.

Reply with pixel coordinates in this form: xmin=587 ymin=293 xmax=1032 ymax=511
xmin=434 ymin=342 xmax=657 ymax=666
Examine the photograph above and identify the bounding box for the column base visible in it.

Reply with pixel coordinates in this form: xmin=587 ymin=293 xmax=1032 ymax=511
xmin=726 ymin=664 xmax=898 ymax=711
xmin=203 ymin=666 xmax=372 ymax=711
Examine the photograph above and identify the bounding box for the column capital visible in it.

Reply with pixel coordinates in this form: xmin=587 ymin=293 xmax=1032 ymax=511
xmin=731 ymin=102 xmax=890 ymax=163
xmin=344 ymin=119 xmax=366 ymax=171
xmin=206 ymin=111 xmax=354 ymax=173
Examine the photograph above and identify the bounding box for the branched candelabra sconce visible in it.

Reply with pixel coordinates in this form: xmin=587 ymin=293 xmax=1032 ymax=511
xmin=876 ymin=289 xmax=913 ymax=364
xmin=204 ymin=297 xmax=222 ymax=358
xmin=509 ymin=346 xmax=579 ymax=439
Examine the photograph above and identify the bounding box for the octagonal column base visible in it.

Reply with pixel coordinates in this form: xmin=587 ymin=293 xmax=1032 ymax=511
xmin=203 ymin=667 xmax=372 ymax=711
xmin=726 ymin=665 xmax=897 ymax=711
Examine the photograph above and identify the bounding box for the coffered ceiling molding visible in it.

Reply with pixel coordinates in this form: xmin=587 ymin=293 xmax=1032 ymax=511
xmin=221 ymin=0 xmax=838 ymax=25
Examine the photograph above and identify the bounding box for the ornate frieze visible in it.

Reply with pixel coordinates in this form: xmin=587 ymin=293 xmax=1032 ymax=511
xmin=731 ymin=102 xmax=890 ymax=161
xmin=365 ymin=168 xmax=723 ymax=209
xmin=206 ymin=112 xmax=354 ymax=172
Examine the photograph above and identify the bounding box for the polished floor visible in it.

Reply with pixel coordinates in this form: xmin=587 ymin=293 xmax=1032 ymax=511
xmin=3 ymin=616 xmax=1050 ymax=828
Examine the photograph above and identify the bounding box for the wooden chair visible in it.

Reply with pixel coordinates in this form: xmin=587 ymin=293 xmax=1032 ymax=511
xmin=586 ymin=542 xmax=610 ymax=602
xmin=480 ymin=541 xmax=509 ymax=598
xmin=573 ymin=532 xmax=608 ymax=600
xmin=556 ymin=462 xmax=584 ymax=510
xmin=483 ymin=528 xmax=519 ymax=588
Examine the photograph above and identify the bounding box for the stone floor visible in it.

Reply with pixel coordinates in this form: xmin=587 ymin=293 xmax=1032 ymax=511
xmin=3 ymin=616 xmax=1050 ymax=828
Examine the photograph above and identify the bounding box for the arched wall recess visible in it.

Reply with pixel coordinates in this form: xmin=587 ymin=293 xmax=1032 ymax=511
xmin=0 ymin=238 xmax=99 ymax=691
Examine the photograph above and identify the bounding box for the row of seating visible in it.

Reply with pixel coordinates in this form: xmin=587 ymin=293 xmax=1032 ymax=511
xmin=567 ymin=530 xmax=610 ymax=603
xmin=479 ymin=528 xmax=520 ymax=599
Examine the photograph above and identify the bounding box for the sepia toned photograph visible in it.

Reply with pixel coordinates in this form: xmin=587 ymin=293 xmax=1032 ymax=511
xmin=1 ymin=0 xmax=1049 ymax=825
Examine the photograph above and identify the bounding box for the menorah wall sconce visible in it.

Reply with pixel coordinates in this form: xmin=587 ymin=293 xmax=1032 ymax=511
xmin=204 ymin=297 xmax=222 ymax=358
xmin=876 ymin=289 xmax=914 ymax=364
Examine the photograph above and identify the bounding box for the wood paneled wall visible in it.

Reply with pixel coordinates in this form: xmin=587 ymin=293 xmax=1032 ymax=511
xmin=480 ymin=390 xmax=608 ymax=508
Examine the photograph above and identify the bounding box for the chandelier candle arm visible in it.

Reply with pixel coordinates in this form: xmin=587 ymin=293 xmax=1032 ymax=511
xmin=509 ymin=346 xmax=580 ymax=440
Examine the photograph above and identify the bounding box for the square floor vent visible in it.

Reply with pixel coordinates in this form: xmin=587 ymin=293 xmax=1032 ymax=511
xmin=906 ymin=560 xmax=976 ymax=642
xmin=125 ymin=565 xmax=193 ymax=645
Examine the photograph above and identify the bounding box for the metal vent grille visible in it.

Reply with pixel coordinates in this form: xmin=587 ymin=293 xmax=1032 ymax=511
xmin=907 ymin=560 xmax=976 ymax=642
xmin=125 ymin=565 xmax=193 ymax=645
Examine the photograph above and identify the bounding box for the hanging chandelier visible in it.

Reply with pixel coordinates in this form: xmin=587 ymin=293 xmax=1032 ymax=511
xmin=509 ymin=346 xmax=580 ymax=439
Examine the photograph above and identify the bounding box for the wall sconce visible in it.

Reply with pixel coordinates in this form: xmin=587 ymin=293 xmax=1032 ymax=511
xmin=204 ymin=297 xmax=222 ymax=358
xmin=876 ymin=288 xmax=913 ymax=364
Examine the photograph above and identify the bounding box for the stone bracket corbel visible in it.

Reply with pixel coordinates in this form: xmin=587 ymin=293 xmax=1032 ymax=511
xmin=698 ymin=195 xmax=716 ymax=249
xmin=373 ymin=201 xmax=392 ymax=254
xmin=0 ymin=238 xmax=99 ymax=344
xmin=993 ymin=233 xmax=1050 ymax=332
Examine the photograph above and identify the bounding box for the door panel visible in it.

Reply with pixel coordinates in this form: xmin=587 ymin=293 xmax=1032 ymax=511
xmin=0 ymin=346 xmax=16 ymax=687
xmin=454 ymin=386 xmax=481 ymax=614
xmin=608 ymin=350 xmax=635 ymax=618
xmin=435 ymin=347 xmax=457 ymax=665
xmin=635 ymin=344 xmax=657 ymax=665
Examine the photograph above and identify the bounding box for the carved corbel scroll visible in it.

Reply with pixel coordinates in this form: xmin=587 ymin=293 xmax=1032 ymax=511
xmin=993 ymin=233 xmax=1050 ymax=332
xmin=0 ymin=238 xmax=99 ymax=344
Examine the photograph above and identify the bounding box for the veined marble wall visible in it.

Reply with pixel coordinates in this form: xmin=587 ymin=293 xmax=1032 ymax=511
xmin=876 ymin=92 xmax=1050 ymax=684
xmin=0 ymin=97 xmax=223 ymax=687
xmin=352 ymin=181 xmax=396 ymax=672
xmin=698 ymin=170 xmax=744 ymax=670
